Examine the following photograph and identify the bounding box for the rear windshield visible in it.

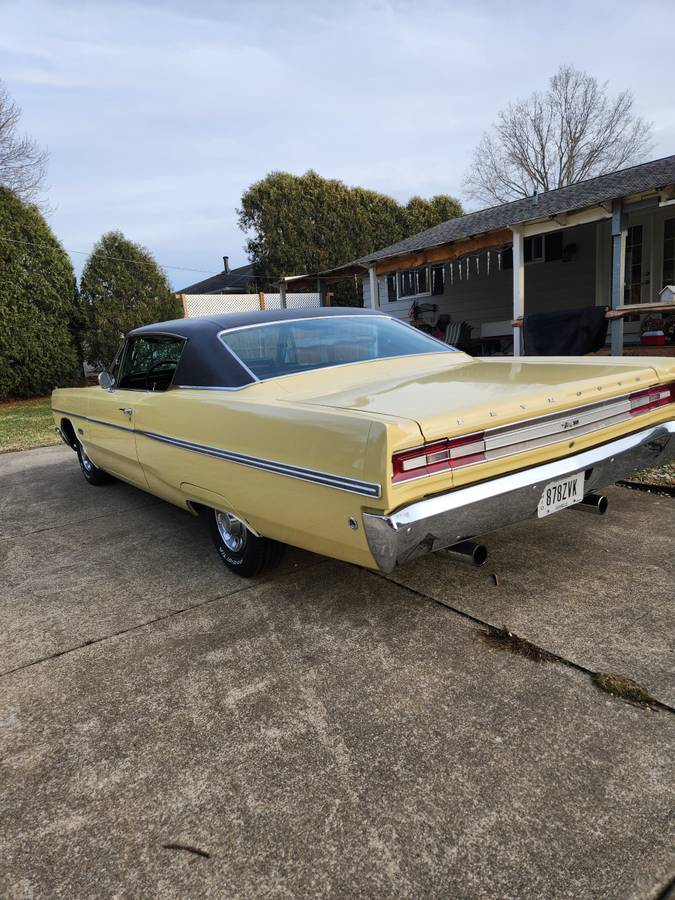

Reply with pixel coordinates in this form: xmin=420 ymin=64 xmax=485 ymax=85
xmin=219 ymin=315 xmax=455 ymax=380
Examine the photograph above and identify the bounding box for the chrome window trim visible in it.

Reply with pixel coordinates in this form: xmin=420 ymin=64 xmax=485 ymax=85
xmin=217 ymin=314 xmax=456 ymax=385
xmin=217 ymin=339 xmax=260 ymax=383
xmin=174 ymin=384 xmax=254 ymax=392
xmin=217 ymin=314 xmax=385 ymax=336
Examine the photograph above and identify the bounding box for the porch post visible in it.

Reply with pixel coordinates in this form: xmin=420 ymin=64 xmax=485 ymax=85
xmin=511 ymin=226 xmax=525 ymax=356
xmin=367 ymin=265 xmax=379 ymax=309
xmin=279 ymin=280 xmax=287 ymax=309
xmin=610 ymin=199 xmax=627 ymax=356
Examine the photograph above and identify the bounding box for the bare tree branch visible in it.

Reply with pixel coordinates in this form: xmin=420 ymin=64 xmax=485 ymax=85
xmin=0 ymin=79 xmax=48 ymax=204
xmin=463 ymin=65 xmax=653 ymax=207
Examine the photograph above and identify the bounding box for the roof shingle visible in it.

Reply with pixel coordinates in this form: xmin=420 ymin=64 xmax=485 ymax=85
xmin=344 ymin=154 xmax=675 ymax=270
xmin=178 ymin=262 xmax=256 ymax=294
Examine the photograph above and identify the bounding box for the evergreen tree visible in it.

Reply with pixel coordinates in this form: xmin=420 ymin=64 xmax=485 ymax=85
xmin=0 ymin=186 xmax=80 ymax=399
xmin=80 ymin=231 xmax=181 ymax=367
xmin=238 ymin=170 xmax=463 ymax=280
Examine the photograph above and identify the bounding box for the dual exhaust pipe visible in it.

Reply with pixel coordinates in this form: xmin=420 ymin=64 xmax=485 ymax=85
xmin=570 ymin=491 xmax=608 ymax=515
xmin=446 ymin=492 xmax=608 ymax=568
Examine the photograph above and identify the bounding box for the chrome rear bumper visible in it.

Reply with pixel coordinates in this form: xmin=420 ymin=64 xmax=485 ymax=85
xmin=363 ymin=420 xmax=675 ymax=573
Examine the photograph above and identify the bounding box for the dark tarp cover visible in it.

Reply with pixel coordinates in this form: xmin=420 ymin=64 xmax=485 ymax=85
xmin=522 ymin=306 xmax=608 ymax=356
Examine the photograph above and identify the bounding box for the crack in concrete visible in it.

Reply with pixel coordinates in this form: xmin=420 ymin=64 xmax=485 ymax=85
xmin=0 ymin=558 xmax=330 ymax=680
xmin=0 ymin=499 xmax=165 ymax=542
xmin=653 ymin=871 xmax=675 ymax=900
xmin=370 ymin=569 xmax=675 ymax=717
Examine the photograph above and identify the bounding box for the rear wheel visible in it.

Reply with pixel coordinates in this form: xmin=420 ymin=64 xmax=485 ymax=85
xmin=209 ymin=509 xmax=284 ymax=577
xmin=77 ymin=441 xmax=113 ymax=486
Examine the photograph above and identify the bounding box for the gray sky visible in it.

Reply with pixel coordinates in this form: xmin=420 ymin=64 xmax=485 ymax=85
xmin=3 ymin=0 xmax=674 ymax=288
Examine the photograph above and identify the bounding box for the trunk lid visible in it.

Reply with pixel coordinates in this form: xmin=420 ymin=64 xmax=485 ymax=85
xmin=280 ymin=355 xmax=664 ymax=441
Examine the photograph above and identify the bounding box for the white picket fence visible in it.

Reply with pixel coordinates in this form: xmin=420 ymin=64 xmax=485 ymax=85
xmin=179 ymin=292 xmax=321 ymax=318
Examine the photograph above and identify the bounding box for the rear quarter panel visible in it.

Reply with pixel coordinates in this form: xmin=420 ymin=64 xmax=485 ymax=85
xmin=133 ymin=387 xmax=418 ymax=568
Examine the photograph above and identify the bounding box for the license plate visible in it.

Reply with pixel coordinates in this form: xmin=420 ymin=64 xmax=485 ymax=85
xmin=537 ymin=472 xmax=584 ymax=518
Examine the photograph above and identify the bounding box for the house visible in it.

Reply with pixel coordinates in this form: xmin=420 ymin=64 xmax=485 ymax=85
xmin=178 ymin=256 xmax=260 ymax=294
xmin=281 ymin=155 xmax=675 ymax=355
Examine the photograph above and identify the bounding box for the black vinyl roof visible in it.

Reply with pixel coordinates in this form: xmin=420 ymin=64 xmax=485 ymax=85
xmin=128 ymin=307 xmax=384 ymax=388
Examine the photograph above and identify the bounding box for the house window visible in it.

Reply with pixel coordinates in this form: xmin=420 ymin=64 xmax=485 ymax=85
xmin=386 ymin=274 xmax=397 ymax=302
xmin=431 ymin=264 xmax=445 ymax=295
xmin=545 ymin=232 xmax=564 ymax=261
xmin=663 ymin=218 xmax=675 ymax=287
xmin=624 ymin=225 xmax=644 ymax=304
xmin=398 ymin=266 xmax=430 ymax=299
xmin=522 ymin=232 xmax=564 ymax=263
xmin=524 ymin=235 xmax=544 ymax=263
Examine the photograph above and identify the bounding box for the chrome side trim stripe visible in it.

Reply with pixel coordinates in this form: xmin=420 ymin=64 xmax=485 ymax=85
xmin=51 ymin=408 xmax=134 ymax=433
xmin=53 ymin=406 xmax=381 ymax=497
xmin=140 ymin=430 xmax=381 ymax=498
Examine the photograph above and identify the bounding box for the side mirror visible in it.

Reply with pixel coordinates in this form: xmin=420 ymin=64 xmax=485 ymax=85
xmin=98 ymin=371 xmax=114 ymax=390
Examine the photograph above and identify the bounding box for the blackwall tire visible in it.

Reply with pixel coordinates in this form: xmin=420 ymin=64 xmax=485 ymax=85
xmin=76 ymin=442 xmax=114 ymax=486
xmin=209 ymin=509 xmax=284 ymax=577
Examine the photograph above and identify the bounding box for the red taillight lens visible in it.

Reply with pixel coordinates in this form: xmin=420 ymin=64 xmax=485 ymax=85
xmin=392 ymin=432 xmax=485 ymax=483
xmin=628 ymin=381 xmax=675 ymax=417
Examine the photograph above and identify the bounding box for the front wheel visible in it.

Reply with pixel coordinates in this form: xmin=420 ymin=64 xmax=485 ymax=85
xmin=77 ymin=442 xmax=113 ymax=486
xmin=209 ymin=509 xmax=284 ymax=577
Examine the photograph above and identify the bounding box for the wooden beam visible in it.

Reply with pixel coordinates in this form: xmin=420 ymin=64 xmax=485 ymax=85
xmin=373 ymin=229 xmax=512 ymax=276
xmin=258 ymin=291 xmax=265 ymax=310
xmin=605 ymin=302 xmax=675 ymax=319
xmin=520 ymin=204 xmax=612 ymax=237
xmin=511 ymin=302 xmax=675 ymax=327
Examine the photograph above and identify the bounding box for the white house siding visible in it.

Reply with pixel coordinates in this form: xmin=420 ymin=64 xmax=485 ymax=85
xmin=365 ymin=208 xmax=675 ymax=347
xmin=374 ymin=222 xmax=599 ymax=330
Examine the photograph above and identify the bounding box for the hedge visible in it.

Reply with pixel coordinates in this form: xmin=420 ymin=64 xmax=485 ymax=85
xmin=0 ymin=187 xmax=81 ymax=400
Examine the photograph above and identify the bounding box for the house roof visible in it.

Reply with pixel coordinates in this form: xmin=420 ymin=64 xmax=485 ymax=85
xmin=330 ymin=154 xmax=675 ymax=273
xmin=178 ymin=262 xmax=256 ymax=294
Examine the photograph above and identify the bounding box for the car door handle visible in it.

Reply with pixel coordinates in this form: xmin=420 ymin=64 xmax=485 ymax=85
xmin=119 ymin=407 xmax=133 ymax=416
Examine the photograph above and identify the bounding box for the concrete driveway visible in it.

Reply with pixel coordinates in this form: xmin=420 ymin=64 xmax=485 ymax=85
xmin=1 ymin=445 xmax=674 ymax=899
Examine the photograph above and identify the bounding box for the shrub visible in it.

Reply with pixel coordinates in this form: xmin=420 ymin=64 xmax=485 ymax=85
xmin=0 ymin=186 xmax=81 ymax=399
xmin=80 ymin=231 xmax=182 ymax=367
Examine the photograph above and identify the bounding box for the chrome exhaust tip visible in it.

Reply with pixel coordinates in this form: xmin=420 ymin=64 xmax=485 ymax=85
xmin=445 ymin=540 xmax=489 ymax=567
xmin=571 ymin=492 xmax=608 ymax=515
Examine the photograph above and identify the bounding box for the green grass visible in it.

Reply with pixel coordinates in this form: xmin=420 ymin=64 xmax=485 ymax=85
xmin=0 ymin=398 xmax=61 ymax=453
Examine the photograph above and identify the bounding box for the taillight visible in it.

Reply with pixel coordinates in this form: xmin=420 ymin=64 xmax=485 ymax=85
xmin=392 ymin=432 xmax=485 ymax=483
xmin=628 ymin=381 xmax=675 ymax=417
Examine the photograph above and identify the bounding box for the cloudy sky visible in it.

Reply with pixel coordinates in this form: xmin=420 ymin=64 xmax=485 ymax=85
xmin=3 ymin=0 xmax=674 ymax=288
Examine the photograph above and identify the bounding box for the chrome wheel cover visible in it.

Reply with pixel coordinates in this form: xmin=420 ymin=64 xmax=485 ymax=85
xmin=80 ymin=444 xmax=93 ymax=473
xmin=215 ymin=511 xmax=247 ymax=553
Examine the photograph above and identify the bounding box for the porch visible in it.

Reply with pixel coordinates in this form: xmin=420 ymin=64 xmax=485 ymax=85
xmin=361 ymin=200 xmax=675 ymax=356
xmin=282 ymin=155 xmax=675 ymax=356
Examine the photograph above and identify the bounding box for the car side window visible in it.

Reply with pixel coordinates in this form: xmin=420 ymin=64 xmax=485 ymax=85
xmin=117 ymin=335 xmax=185 ymax=392
xmin=108 ymin=340 xmax=127 ymax=385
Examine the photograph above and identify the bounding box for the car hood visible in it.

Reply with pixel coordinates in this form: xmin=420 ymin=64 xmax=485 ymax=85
xmin=276 ymin=354 xmax=666 ymax=442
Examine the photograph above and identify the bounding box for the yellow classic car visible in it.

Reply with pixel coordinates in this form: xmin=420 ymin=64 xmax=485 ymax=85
xmin=52 ymin=308 xmax=675 ymax=576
